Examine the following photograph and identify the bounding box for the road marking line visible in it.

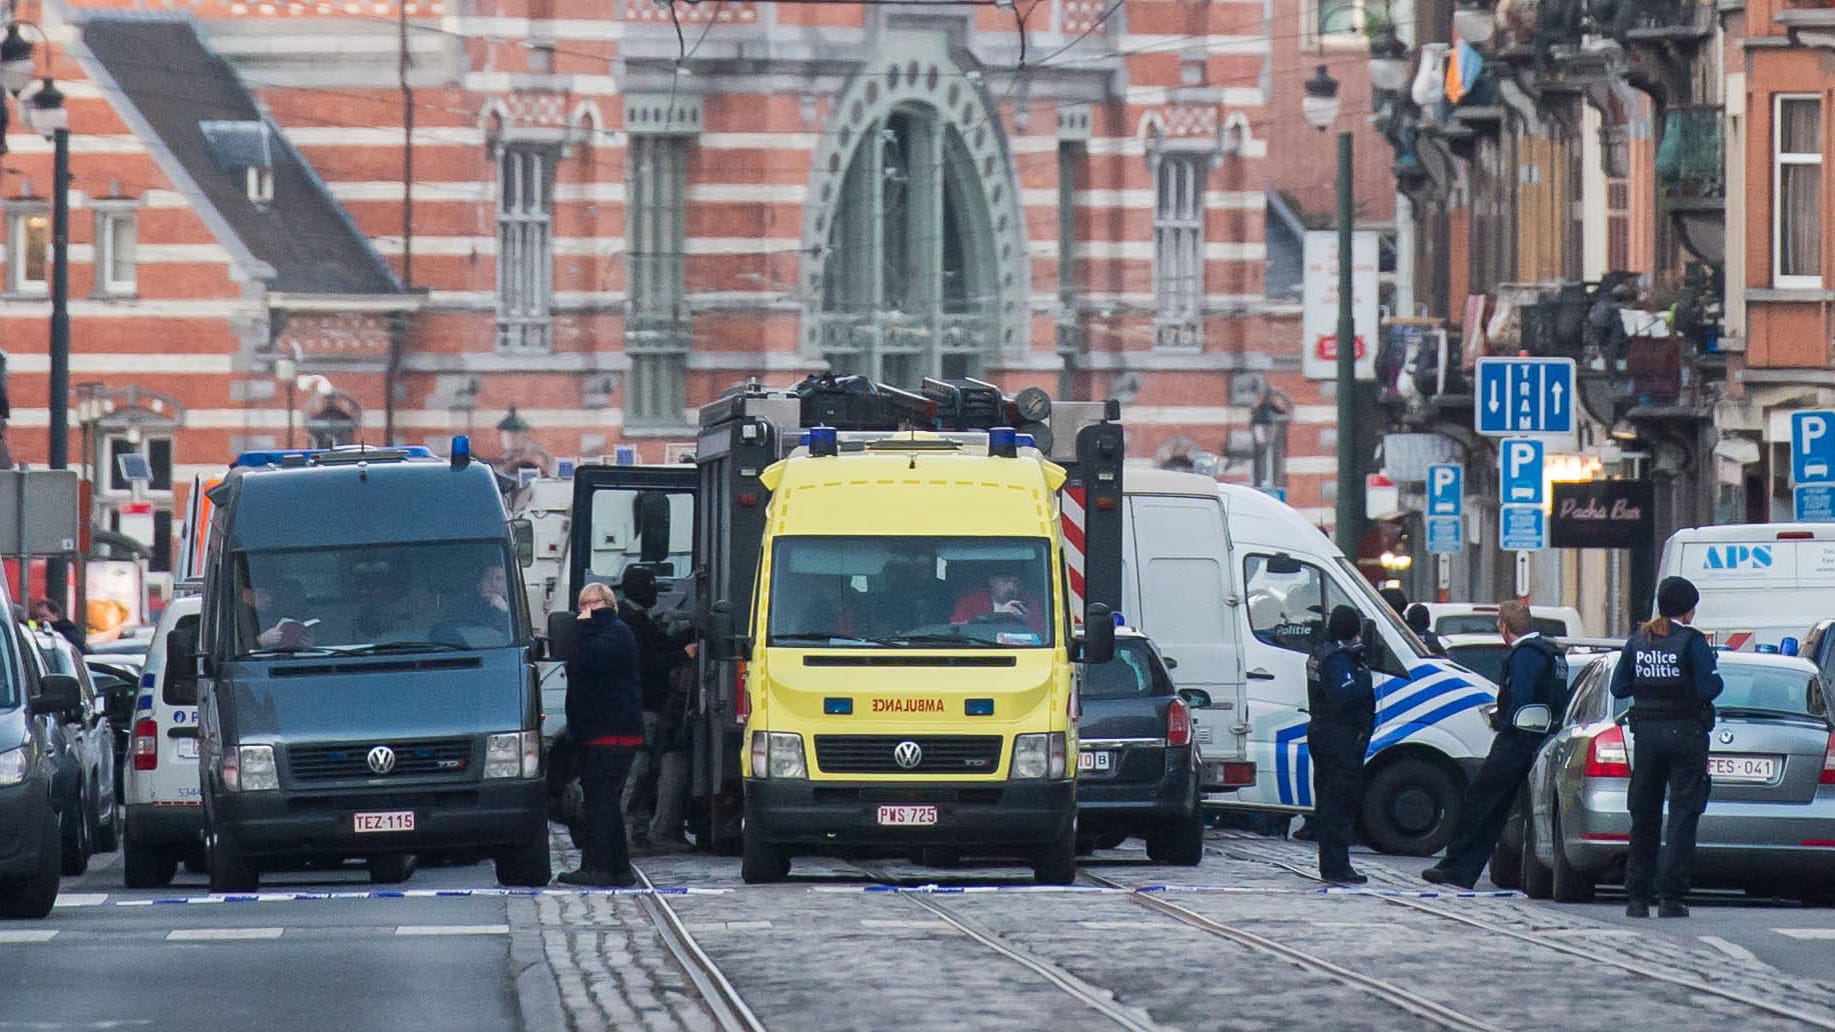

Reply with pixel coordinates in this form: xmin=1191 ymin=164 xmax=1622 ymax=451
xmin=1774 ymin=928 xmax=1835 ymax=940
xmin=682 ymin=920 xmax=776 ymax=932
xmin=859 ymin=918 xmax=960 ymax=931
xmin=0 ymin=930 xmax=58 ymax=943
xmin=1700 ymin=935 xmax=1761 ymax=962
xmin=166 ymin=927 xmax=285 ymax=941
xmin=1077 ymin=920 xmax=1162 ymax=930
xmin=52 ymin=893 xmax=108 ymax=908
xmin=393 ymin=925 xmax=510 ymax=936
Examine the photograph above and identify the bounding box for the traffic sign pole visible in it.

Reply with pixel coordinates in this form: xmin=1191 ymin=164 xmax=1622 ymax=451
xmin=1515 ymin=550 xmax=1531 ymax=598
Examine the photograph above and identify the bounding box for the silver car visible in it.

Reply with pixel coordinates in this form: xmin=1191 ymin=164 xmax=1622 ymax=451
xmin=1521 ymin=650 xmax=1835 ymax=904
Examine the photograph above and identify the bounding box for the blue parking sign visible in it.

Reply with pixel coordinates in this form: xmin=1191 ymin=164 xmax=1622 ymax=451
xmin=1500 ymin=505 xmax=1546 ymax=550
xmin=1427 ymin=464 xmax=1463 ymax=516
xmin=1797 ymin=485 xmax=1835 ymax=523
xmin=1498 ymin=439 xmax=1545 ymax=507
xmin=1426 ymin=515 xmax=1464 ymax=554
xmin=1792 ymin=411 xmax=1835 ymax=485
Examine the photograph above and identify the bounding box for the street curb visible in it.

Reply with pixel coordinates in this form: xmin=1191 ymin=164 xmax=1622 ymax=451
xmin=507 ymin=896 xmax=571 ymax=1032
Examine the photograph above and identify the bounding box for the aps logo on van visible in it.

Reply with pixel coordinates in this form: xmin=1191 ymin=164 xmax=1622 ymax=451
xmin=1700 ymin=545 xmax=1773 ymax=571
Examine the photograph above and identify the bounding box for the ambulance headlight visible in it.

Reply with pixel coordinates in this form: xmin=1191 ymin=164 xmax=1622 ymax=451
xmin=751 ymin=732 xmax=806 ymax=779
xmin=1011 ymin=734 xmax=1049 ymax=779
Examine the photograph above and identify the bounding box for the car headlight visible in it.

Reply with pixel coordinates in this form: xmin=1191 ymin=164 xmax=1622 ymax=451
xmin=0 ymin=745 xmax=27 ymax=787
xmin=750 ymin=731 xmax=805 ymax=779
xmin=485 ymin=732 xmax=530 ymax=779
xmin=235 ymin=745 xmax=278 ymax=792
xmin=1012 ymin=734 xmax=1049 ymax=779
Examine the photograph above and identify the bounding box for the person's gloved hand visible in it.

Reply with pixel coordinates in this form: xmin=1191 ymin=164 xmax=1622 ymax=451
xmin=994 ymin=599 xmax=1028 ymax=618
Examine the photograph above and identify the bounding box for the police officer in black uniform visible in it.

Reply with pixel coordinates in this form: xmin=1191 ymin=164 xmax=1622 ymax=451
xmin=1404 ymin=603 xmax=1448 ymax=658
xmin=1423 ymin=599 xmax=1565 ymax=889
xmin=1608 ymin=576 xmax=1723 ymax=918
xmin=1308 ymin=605 xmax=1376 ymax=884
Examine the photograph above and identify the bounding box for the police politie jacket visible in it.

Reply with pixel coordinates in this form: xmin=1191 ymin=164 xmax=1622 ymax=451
xmin=1609 ymin=622 xmax=1724 ymax=722
xmin=1307 ymin=640 xmax=1376 ymax=732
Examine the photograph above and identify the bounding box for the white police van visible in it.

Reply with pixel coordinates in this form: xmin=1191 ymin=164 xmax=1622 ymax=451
xmin=120 ymin=593 xmax=204 ymax=888
xmin=1656 ymin=523 xmax=1835 ymax=652
xmin=1120 ymin=470 xmax=1499 ymax=855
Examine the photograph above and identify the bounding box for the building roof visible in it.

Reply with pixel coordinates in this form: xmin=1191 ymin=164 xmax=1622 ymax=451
xmin=81 ymin=13 xmax=401 ymax=296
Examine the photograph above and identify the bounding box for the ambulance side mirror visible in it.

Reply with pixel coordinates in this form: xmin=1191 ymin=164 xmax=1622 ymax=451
xmin=708 ymin=600 xmax=748 ymax=660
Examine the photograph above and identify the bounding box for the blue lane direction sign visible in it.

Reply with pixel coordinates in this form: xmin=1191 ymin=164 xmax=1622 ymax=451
xmin=1426 ymin=515 xmax=1464 ymax=554
xmin=1796 ymin=485 xmax=1835 ymax=523
xmin=1427 ymin=464 xmax=1464 ymax=516
xmin=1500 ymin=505 xmax=1547 ymax=550
xmin=1499 ymin=438 xmax=1545 ymax=507
xmin=1791 ymin=410 xmax=1835 ymax=485
xmin=1475 ymin=357 xmax=1577 ymax=436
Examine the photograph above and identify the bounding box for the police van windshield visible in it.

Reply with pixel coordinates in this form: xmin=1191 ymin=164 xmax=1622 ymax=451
xmin=768 ymin=536 xmax=1054 ymax=648
xmin=1330 ymin=559 xmax=1433 ymax=660
xmin=234 ymin=540 xmax=522 ymax=655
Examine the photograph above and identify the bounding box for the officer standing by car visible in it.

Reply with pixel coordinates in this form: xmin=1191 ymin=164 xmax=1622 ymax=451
xmin=1404 ymin=603 xmax=1448 ymax=657
xmin=1308 ymin=605 xmax=1376 ymax=884
xmin=1423 ymin=599 xmax=1564 ymax=889
xmin=1608 ymin=576 xmax=1723 ymax=918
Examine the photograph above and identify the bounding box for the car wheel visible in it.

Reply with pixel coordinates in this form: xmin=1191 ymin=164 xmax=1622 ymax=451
xmin=367 ymin=854 xmax=417 ymax=885
xmin=1520 ymin=808 xmax=1553 ymax=900
xmin=1163 ymin=803 xmax=1205 ymax=867
xmin=0 ymin=806 xmax=62 ymax=919
xmin=93 ymin=797 xmax=119 ymax=853
xmin=1549 ymin=806 xmax=1595 ymax=903
xmin=494 ymin=825 xmax=553 ymax=888
xmin=1032 ymin=817 xmax=1078 ymax=886
xmin=1360 ymin=757 xmax=1460 ymax=856
xmin=740 ymin=831 xmax=790 ymax=885
xmin=61 ymin=789 xmax=91 ymax=877
xmin=123 ymin=838 xmax=179 ymax=890
xmin=206 ymin=828 xmax=259 ymax=894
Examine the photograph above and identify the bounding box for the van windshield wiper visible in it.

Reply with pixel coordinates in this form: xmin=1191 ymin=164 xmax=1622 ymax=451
xmin=238 ymin=646 xmax=339 ymax=658
xmin=769 ymin=632 xmax=892 ymax=647
xmin=878 ymin=633 xmax=1006 ymax=648
xmin=335 ymin=640 xmax=473 ymax=655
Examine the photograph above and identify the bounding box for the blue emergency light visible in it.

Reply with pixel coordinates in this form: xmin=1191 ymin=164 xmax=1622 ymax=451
xmin=1112 ymin=611 xmax=1126 ymax=627
xmin=1757 ymin=644 xmax=1780 ymax=654
xmin=823 ymin=697 xmax=853 ymax=715
xmin=234 ymin=445 xmax=435 ymax=468
xmin=1782 ymin=637 xmax=1801 ymax=657
xmin=807 ymin=425 xmax=839 ymax=457
xmin=988 ymin=426 xmax=1018 ymax=458
xmin=451 ymin=434 xmax=471 ymax=470
xmin=965 ymin=698 xmax=994 ymax=716
xmin=1016 ymin=433 xmax=1035 ymax=449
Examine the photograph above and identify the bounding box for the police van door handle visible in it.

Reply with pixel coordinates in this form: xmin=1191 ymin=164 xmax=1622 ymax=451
xmin=1248 ymin=668 xmax=1276 ymax=680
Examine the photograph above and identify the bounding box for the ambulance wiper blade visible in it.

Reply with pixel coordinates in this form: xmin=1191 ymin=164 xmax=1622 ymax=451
xmin=770 ymin=633 xmax=891 ymax=646
xmin=878 ymin=633 xmax=1004 ymax=648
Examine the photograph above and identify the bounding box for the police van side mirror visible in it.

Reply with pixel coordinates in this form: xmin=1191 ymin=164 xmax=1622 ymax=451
xmin=510 ymin=518 xmax=536 ymax=569
xmin=545 ymin=611 xmax=580 ymax=664
xmin=1083 ymin=604 xmax=1116 ymax=664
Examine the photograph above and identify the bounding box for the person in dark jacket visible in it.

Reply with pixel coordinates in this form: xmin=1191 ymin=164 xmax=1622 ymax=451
xmin=558 ymin=582 xmax=645 ymax=888
xmin=1404 ymin=603 xmax=1447 ymax=657
xmin=617 ymin=566 xmax=695 ymax=851
xmin=30 ymin=598 xmax=86 ymax=654
xmin=1308 ymin=605 xmax=1376 ymax=884
xmin=1608 ymin=576 xmax=1723 ymax=918
xmin=1424 ymin=598 xmax=1565 ymax=889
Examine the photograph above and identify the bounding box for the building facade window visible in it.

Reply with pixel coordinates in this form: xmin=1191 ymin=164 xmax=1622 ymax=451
xmin=1152 ymin=151 xmax=1206 ymax=349
xmin=95 ymin=209 xmax=137 ymax=296
xmin=819 ymin=104 xmax=1000 ymax=383
xmin=626 ymin=135 xmax=689 ymax=426
xmin=1775 ymin=95 xmax=1822 ymax=288
xmin=496 ymin=144 xmax=554 ymax=351
xmin=7 ymin=207 xmax=49 ymax=295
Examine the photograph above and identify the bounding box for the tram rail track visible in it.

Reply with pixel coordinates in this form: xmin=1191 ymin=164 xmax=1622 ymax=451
xmin=632 ymin=864 xmax=769 ymax=1032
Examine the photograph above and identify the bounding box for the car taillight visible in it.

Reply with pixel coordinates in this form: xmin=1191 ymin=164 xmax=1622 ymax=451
xmin=133 ymin=718 xmax=158 ymax=771
xmin=1584 ymin=725 xmax=1630 ymax=778
xmin=1820 ymin=732 xmax=1835 ymax=785
xmin=1167 ymin=698 xmax=1192 ymax=747
xmin=733 ymin=661 xmax=749 ymax=723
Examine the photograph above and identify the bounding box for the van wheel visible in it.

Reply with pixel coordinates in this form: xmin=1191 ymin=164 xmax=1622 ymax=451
xmin=61 ymin=792 xmax=91 ymax=876
xmin=740 ymin=833 xmax=790 ymax=884
xmin=0 ymin=807 xmax=62 ymax=919
xmin=1162 ymin=804 xmax=1205 ymax=867
xmin=1549 ymin=807 xmax=1595 ymax=903
xmin=1360 ymin=757 xmax=1459 ymax=856
xmin=368 ymin=854 xmax=417 ymax=885
xmin=1520 ymin=811 xmax=1553 ymax=900
xmin=207 ymin=829 xmax=259 ymax=894
xmin=1032 ymin=820 xmax=1079 ymax=885
xmin=123 ymin=840 xmax=178 ymax=890
xmin=495 ymin=827 xmax=553 ymax=888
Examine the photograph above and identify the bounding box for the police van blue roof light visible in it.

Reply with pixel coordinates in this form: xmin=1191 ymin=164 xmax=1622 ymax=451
xmin=1756 ymin=644 xmax=1780 ymax=654
xmin=988 ymin=426 xmax=1018 ymax=458
xmin=451 ymin=434 xmax=471 ymax=471
xmin=1112 ymin=611 xmax=1126 ymax=627
xmin=808 ymin=425 xmax=839 ymax=457
xmin=1782 ymin=636 xmax=1802 ymax=657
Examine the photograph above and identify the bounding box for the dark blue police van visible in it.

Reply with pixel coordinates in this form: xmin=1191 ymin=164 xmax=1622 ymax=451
xmin=189 ymin=443 xmax=549 ymax=892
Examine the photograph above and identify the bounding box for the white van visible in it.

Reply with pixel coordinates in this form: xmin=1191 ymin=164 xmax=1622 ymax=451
xmin=1656 ymin=523 xmax=1835 ymax=651
xmin=120 ymin=593 xmax=204 ymax=888
xmin=1119 ymin=471 xmax=1500 ymax=855
xmin=1419 ymin=602 xmax=1587 ymax=638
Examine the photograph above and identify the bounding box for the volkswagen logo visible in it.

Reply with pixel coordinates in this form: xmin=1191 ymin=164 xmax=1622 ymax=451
xmin=367 ymin=745 xmax=397 ymax=775
xmin=892 ymin=740 xmax=923 ymax=770
xmin=1718 ymin=730 xmax=1735 ymax=745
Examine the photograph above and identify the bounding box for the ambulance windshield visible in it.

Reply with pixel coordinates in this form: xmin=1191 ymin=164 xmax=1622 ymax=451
xmin=768 ymin=536 xmax=1055 ymax=648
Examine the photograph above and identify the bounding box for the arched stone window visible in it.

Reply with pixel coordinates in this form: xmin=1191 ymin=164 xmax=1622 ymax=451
xmin=803 ymin=33 xmax=1027 ymax=382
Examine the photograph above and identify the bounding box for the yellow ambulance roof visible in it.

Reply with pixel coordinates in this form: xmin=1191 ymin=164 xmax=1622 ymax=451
xmin=761 ymin=449 xmax=1065 ymax=537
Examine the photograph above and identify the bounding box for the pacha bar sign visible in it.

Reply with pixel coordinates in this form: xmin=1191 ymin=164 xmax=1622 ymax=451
xmin=1549 ymin=481 xmax=1655 ymax=550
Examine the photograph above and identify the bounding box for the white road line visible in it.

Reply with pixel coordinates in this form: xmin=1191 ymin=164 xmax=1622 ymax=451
xmin=166 ymin=927 xmax=285 ymax=941
xmin=1699 ymin=935 xmax=1761 ymax=962
xmin=682 ymin=920 xmax=775 ymax=932
xmin=859 ymin=919 xmax=960 ymax=931
xmin=1774 ymin=928 xmax=1835 ymax=940
xmin=1077 ymin=920 xmax=1163 ymax=930
xmin=53 ymin=893 xmax=109 ymax=907
xmin=0 ymin=929 xmax=58 ymax=943
xmin=393 ymin=925 xmax=511 ymax=937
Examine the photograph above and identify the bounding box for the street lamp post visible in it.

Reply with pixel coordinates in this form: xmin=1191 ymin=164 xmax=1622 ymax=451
xmin=1303 ymin=65 xmax=1364 ymax=560
xmin=30 ymin=77 xmax=71 ymax=610
xmin=274 ymin=348 xmax=299 ymax=449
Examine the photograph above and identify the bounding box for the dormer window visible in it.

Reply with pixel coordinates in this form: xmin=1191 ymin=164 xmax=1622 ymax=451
xmin=199 ymin=119 xmax=275 ymax=206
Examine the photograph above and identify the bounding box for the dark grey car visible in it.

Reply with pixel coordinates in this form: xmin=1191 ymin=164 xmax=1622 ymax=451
xmin=26 ymin=628 xmax=119 ymax=875
xmin=1075 ymin=630 xmax=1205 ymax=865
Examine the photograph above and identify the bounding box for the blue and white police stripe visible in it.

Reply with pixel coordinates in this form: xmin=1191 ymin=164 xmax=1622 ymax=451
xmin=1273 ymin=662 xmax=1493 ymax=807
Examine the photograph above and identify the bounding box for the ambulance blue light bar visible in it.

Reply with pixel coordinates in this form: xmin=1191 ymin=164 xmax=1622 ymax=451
xmin=824 ymin=697 xmax=853 ymax=715
xmin=807 ymin=425 xmax=839 ymax=457
xmin=965 ymin=698 xmax=994 ymax=716
xmin=988 ymin=426 xmax=1018 ymax=458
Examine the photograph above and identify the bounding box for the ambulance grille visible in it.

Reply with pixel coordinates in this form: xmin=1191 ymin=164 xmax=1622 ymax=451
xmin=814 ymin=735 xmax=1003 ymax=774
